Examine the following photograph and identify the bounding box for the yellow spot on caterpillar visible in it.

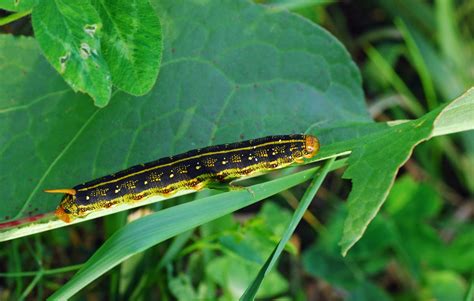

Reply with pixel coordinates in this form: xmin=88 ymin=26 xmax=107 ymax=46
xmin=170 ymin=174 xmax=174 ymax=178
xmin=230 ymin=154 xmax=241 ymax=163
xmin=91 ymin=187 xmax=109 ymax=197
xmin=144 ymin=181 xmax=148 ymax=185
xmin=176 ymin=165 xmax=189 ymax=174
xmin=86 ymin=196 xmax=90 ymax=200
xmin=196 ymin=165 xmax=201 ymax=170
xmin=149 ymin=172 xmax=162 ymax=183
xmin=248 ymin=156 xmax=253 ymax=160
xmin=274 ymin=145 xmax=286 ymax=153
xmin=202 ymin=157 xmax=218 ymax=167
xmin=222 ymin=161 xmax=228 ymax=165
xmin=122 ymin=180 xmax=138 ymax=190
xmin=293 ymin=150 xmax=302 ymax=158
xmin=256 ymin=149 xmax=268 ymax=157
xmin=115 ymin=189 xmax=120 ymax=193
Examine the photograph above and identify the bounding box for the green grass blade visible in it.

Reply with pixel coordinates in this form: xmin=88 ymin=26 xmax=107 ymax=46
xmin=396 ymin=18 xmax=438 ymax=110
xmin=264 ymin=0 xmax=335 ymax=12
xmin=158 ymin=230 xmax=194 ymax=270
xmin=240 ymin=158 xmax=335 ymax=300
xmin=435 ymin=0 xmax=465 ymax=72
xmin=365 ymin=45 xmax=425 ymax=116
xmin=465 ymin=273 xmax=474 ymax=301
xmin=0 ymin=9 xmax=32 ymax=26
xmin=49 ymin=162 xmax=344 ymax=300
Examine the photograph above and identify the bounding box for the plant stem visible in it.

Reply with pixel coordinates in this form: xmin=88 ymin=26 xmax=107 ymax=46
xmin=240 ymin=157 xmax=336 ymax=300
xmin=0 ymin=9 xmax=32 ymax=27
xmin=0 ymin=264 xmax=83 ymax=277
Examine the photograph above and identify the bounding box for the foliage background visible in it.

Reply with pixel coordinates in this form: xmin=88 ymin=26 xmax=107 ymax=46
xmin=0 ymin=0 xmax=473 ymax=300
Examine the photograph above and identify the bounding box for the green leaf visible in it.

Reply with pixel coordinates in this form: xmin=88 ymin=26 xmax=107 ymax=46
xmin=0 ymin=0 xmax=37 ymax=12
xmin=216 ymin=202 xmax=296 ymax=265
xmin=91 ymin=0 xmax=162 ymax=95
xmin=0 ymin=0 xmax=366 ymax=238
xmin=432 ymin=88 xmax=474 ymax=137
xmin=168 ymin=274 xmax=197 ymax=301
xmin=385 ymin=175 xmax=442 ymax=218
xmin=32 ymin=0 xmax=112 ymax=107
xmin=339 ymin=87 xmax=474 ymax=255
xmin=444 ymin=226 xmax=474 ymax=273
xmin=206 ymin=256 xmax=288 ymax=300
xmin=302 ymin=203 xmax=393 ymax=296
xmin=49 ymin=167 xmax=319 ymax=299
xmin=425 ymin=270 xmax=467 ymax=301
xmin=339 ymin=111 xmax=438 ymax=256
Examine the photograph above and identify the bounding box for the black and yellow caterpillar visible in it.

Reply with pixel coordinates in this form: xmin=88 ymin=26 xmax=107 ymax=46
xmin=45 ymin=134 xmax=319 ymax=222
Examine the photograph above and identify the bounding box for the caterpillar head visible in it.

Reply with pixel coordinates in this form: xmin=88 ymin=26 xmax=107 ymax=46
xmin=44 ymin=188 xmax=78 ymax=223
xmin=303 ymin=135 xmax=320 ymax=159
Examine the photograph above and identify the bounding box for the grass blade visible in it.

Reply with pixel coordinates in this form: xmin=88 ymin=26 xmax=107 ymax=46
xmin=465 ymin=273 xmax=474 ymax=301
xmin=396 ymin=18 xmax=438 ymax=110
xmin=240 ymin=158 xmax=335 ymax=300
xmin=365 ymin=45 xmax=425 ymax=116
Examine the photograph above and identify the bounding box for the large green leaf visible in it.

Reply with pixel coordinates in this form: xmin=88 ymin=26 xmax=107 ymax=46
xmin=32 ymin=0 xmax=112 ymax=106
xmin=0 ymin=0 xmax=366 ymax=234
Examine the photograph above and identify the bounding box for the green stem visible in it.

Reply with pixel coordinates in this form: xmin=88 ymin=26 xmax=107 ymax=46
xmin=19 ymin=271 xmax=42 ymax=300
xmin=0 ymin=9 xmax=32 ymax=27
xmin=396 ymin=18 xmax=438 ymax=111
xmin=0 ymin=264 xmax=83 ymax=278
xmin=464 ymin=272 xmax=474 ymax=301
xmin=240 ymin=157 xmax=336 ymax=300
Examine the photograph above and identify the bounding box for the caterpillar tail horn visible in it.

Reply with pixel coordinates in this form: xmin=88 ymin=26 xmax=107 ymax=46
xmin=44 ymin=188 xmax=77 ymax=195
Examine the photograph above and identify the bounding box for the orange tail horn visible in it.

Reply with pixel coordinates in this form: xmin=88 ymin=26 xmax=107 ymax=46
xmin=44 ymin=188 xmax=77 ymax=195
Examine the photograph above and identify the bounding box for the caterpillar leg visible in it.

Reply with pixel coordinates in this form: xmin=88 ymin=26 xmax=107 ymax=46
xmin=232 ymin=183 xmax=255 ymax=199
xmin=207 ymin=181 xmax=255 ymax=198
xmin=206 ymin=181 xmax=236 ymax=192
xmin=190 ymin=180 xmax=208 ymax=191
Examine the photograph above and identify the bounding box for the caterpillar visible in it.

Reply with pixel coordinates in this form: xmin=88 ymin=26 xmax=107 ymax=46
xmin=45 ymin=134 xmax=319 ymax=223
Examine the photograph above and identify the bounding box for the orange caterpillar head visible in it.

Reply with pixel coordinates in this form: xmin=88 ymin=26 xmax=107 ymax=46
xmin=303 ymin=135 xmax=320 ymax=159
xmin=44 ymin=188 xmax=78 ymax=223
